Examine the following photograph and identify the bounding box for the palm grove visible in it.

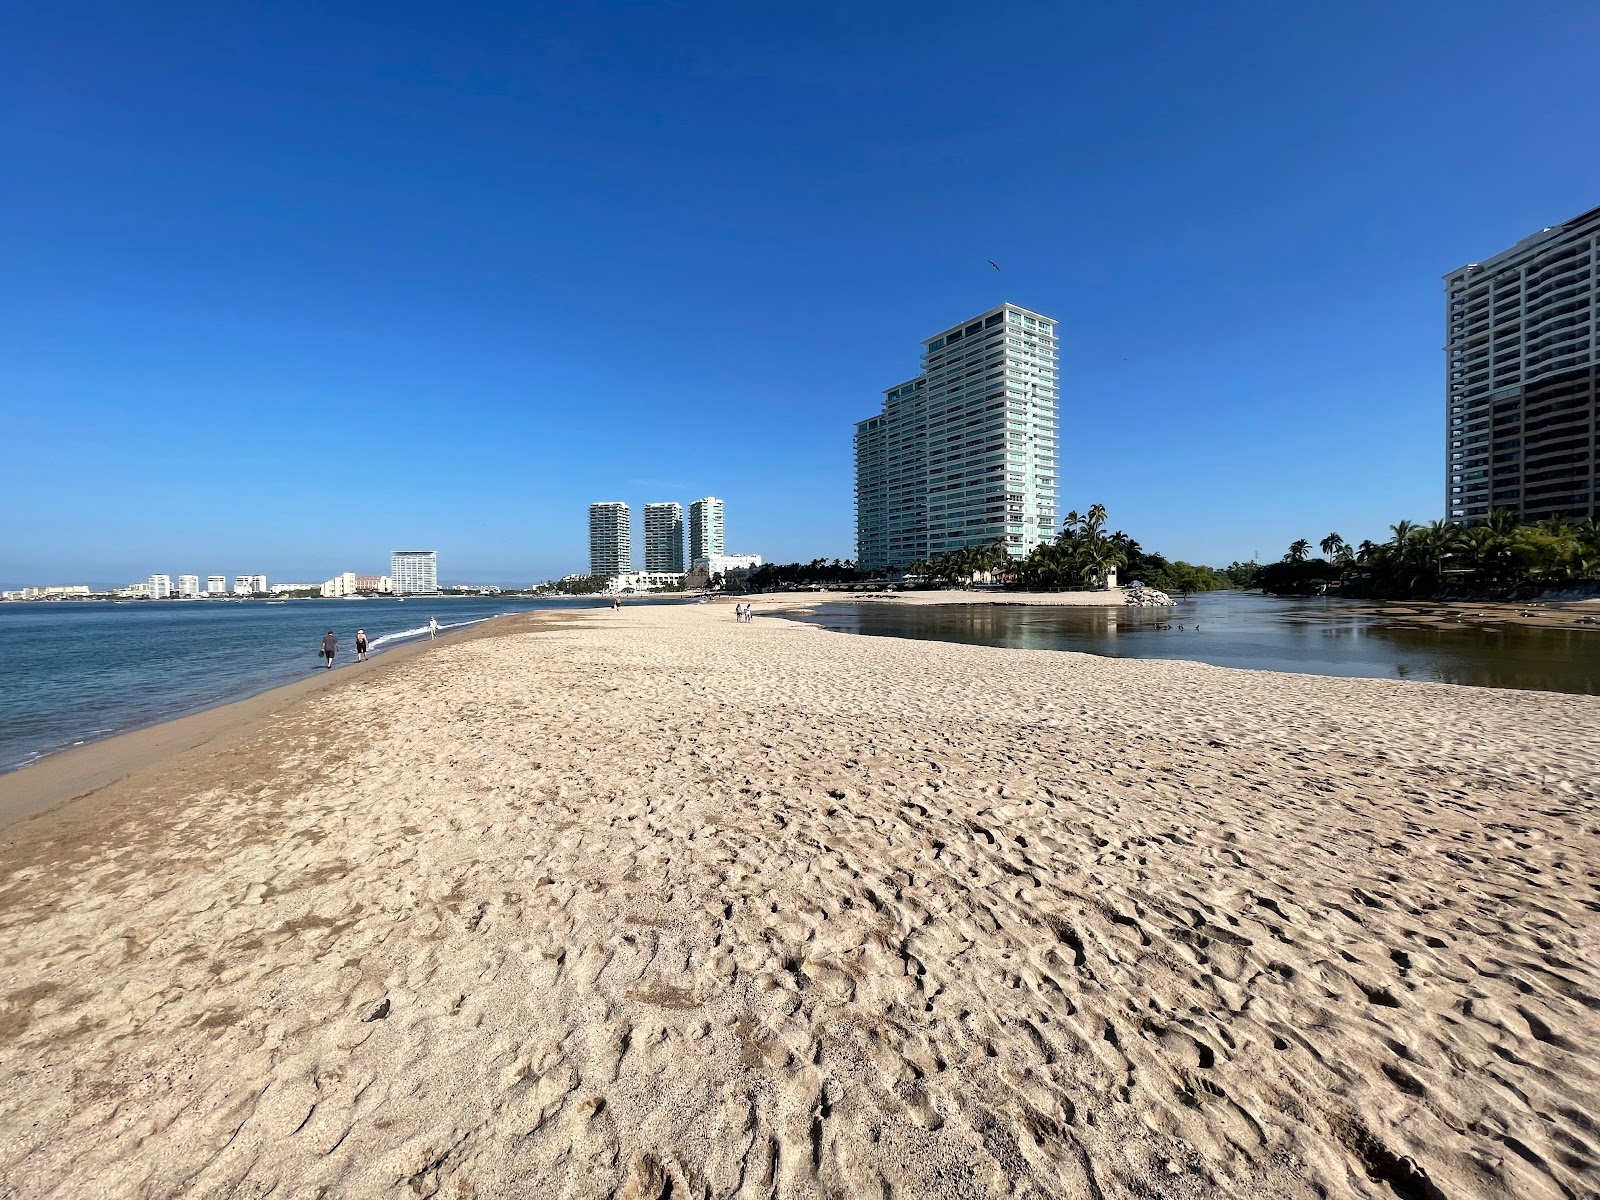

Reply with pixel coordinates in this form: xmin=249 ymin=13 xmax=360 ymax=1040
xmin=1261 ymin=511 xmax=1600 ymax=597
xmin=748 ymin=505 xmax=1252 ymax=594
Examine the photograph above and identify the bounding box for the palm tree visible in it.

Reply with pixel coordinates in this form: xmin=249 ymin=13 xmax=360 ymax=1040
xmin=1389 ymin=520 xmax=1417 ymax=548
xmin=1319 ymin=533 xmax=1346 ymax=560
xmin=1286 ymin=539 xmax=1312 ymax=563
xmin=1356 ymin=539 xmax=1377 ymax=564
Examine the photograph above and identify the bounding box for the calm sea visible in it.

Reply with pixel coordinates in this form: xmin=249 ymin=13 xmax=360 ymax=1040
xmin=0 ymin=596 xmax=606 ymax=774
xmin=784 ymin=590 xmax=1600 ymax=695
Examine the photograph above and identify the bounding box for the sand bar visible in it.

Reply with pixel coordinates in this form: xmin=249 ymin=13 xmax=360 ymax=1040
xmin=1 ymin=604 xmax=1597 ymax=1198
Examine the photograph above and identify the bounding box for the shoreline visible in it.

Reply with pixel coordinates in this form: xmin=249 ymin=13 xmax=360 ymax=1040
xmin=0 ymin=611 xmax=542 ymax=834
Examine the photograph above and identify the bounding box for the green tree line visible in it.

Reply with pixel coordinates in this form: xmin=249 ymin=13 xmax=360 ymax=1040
xmin=747 ymin=505 xmax=1249 ymax=595
xmin=1259 ymin=512 xmax=1600 ymax=597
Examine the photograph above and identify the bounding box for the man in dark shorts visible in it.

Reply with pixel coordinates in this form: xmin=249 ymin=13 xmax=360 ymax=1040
xmin=321 ymin=630 xmax=338 ymax=669
xmin=355 ymin=628 xmax=369 ymax=661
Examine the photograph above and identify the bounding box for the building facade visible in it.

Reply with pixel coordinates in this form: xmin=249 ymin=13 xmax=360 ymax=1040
xmin=588 ymin=503 xmax=631 ymax=578
xmin=689 ymin=497 xmax=725 ymax=566
xmin=148 ymin=574 xmax=172 ymax=600
xmin=206 ymin=575 xmax=227 ymax=596
xmin=233 ymin=574 xmax=267 ymax=595
xmin=684 ymin=553 xmax=763 ymax=590
xmin=177 ymin=574 xmax=200 ymax=598
xmin=854 ymin=303 xmax=1060 ymax=571
xmin=1446 ymin=204 xmax=1599 ymax=523
xmin=642 ymin=502 xmax=686 ymax=572
xmin=390 ymin=550 xmax=439 ymax=595
xmin=355 ymin=574 xmax=392 ymax=593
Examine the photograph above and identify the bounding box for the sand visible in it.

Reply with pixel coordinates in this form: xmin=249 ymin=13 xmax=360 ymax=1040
xmin=1 ymin=604 xmax=1597 ymax=1199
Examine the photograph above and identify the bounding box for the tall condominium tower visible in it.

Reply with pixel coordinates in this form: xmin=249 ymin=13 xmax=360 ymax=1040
xmin=688 ymin=497 xmax=725 ymax=566
xmin=854 ymin=303 xmax=1059 ymax=571
xmin=1446 ymin=204 xmax=1599 ymax=523
xmin=588 ymin=502 xmax=632 ymax=578
xmin=390 ymin=550 xmax=439 ymax=595
xmin=643 ymin=502 xmax=686 ymax=572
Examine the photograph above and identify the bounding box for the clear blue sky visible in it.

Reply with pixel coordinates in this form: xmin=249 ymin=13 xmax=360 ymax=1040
xmin=3 ymin=2 xmax=1598 ymax=587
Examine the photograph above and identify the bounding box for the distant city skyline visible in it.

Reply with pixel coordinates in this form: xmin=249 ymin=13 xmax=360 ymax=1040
xmin=4 ymin=7 xmax=1600 ymax=584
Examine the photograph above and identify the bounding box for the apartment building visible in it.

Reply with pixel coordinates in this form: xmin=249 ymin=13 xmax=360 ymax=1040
xmin=688 ymin=497 xmax=725 ymax=567
xmin=854 ymin=304 xmax=1060 ymax=571
xmin=177 ymin=574 xmax=200 ymax=598
xmin=588 ymin=503 xmax=631 ymax=579
xmin=643 ymin=502 xmax=686 ymax=572
xmin=390 ymin=550 xmax=439 ymax=595
xmin=233 ymin=574 xmax=267 ymax=595
xmin=1446 ymin=204 xmax=1599 ymax=522
xmin=206 ymin=575 xmax=227 ymax=596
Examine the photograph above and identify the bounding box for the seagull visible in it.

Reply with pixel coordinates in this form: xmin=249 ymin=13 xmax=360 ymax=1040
xmin=987 ymin=260 xmax=1001 ymax=271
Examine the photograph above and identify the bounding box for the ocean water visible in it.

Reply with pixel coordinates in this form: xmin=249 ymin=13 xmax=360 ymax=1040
xmin=784 ymin=590 xmax=1600 ymax=695
xmin=0 ymin=597 xmax=605 ymax=774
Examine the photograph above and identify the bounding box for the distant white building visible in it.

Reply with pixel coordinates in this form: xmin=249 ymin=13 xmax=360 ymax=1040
xmin=148 ymin=574 xmax=172 ymax=600
xmin=685 ymin=553 xmax=762 ymax=590
xmin=588 ymin=504 xmax=631 ymax=578
xmin=391 ymin=550 xmax=439 ymax=596
xmin=121 ymin=582 xmax=152 ymax=599
xmin=607 ymin=571 xmax=685 ymax=594
xmin=321 ymin=571 xmax=359 ymax=598
xmin=689 ymin=497 xmax=726 ymax=566
xmin=206 ymin=575 xmax=227 ymax=596
xmin=355 ymin=574 xmax=392 ymax=594
xmin=234 ymin=574 xmax=267 ymax=595
xmin=2 ymin=585 xmax=91 ymax=601
xmin=177 ymin=574 xmax=200 ymax=598
xmin=269 ymin=582 xmax=321 ymax=594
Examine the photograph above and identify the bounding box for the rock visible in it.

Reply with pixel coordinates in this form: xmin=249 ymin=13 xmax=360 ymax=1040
xmin=364 ymin=998 xmax=391 ymax=1022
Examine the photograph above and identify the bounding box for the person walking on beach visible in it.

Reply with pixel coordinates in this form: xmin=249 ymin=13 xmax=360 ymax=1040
xmin=613 ymin=595 xmax=621 ymax=612
xmin=428 ymin=617 xmax=440 ymax=640
xmin=321 ymin=630 xmax=338 ymax=669
xmin=355 ymin=628 xmax=369 ymax=661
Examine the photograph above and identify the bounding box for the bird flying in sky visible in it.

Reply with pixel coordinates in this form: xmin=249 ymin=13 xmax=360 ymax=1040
xmin=987 ymin=260 xmax=1001 ymax=271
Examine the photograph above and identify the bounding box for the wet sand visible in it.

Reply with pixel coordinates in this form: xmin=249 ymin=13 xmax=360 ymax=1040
xmin=1 ymin=604 xmax=1597 ymax=1198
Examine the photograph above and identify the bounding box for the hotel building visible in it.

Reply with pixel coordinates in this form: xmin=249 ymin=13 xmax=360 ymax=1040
xmin=688 ymin=497 xmax=725 ymax=567
xmin=148 ymin=574 xmax=172 ymax=600
xmin=588 ymin=503 xmax=632 ymax=579
xmin=390 ymin=550 xmax=439 ymax=595
xmin=177 ymin=574 xmax=200 ymax=598
xmin=233 ymin=574 xmax=267 ymax=595
xmin=206 ymin=574 xmax=227 ymax=596
xmin=854 ymin=303 xmax=1060 ymax=571
xmin=643 ymin=502 xmax=686 ymax=572
xmin=1446 ymin=204 xmax=1599 ymax=523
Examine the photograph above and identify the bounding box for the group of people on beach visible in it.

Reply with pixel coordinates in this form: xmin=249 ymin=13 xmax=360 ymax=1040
xmin=734 ymin=602 xmax=754 ymax=623
xmin=319 ymin=617 xmax=439 ymax=669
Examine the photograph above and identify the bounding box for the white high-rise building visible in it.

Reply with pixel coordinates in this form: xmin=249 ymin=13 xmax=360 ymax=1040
xmin=206 ymin=574 xmax=227 ymax=596
xmin=643 ymin=502 xmax=685 ymax=572
xmin=854 ymin=303 xmax=1059 ymax=571
xmin=177 ymin=574 xmax=200 ymax=598
xmin=588 ymin=503 xmax=631 ymax=578
xmin=688 ymin=497 xmax=725 ymax=567
xmin=234 ymin=574 xmax=267 ymax=595
xmin=390 ymin=551 xmax=439 ymax=595
xmin=148 ymin=574 xmax=172 ymax=600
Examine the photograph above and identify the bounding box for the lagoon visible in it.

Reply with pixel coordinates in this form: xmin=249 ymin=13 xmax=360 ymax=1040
xmin=784 ymin=589 xmax=1600 ymax=695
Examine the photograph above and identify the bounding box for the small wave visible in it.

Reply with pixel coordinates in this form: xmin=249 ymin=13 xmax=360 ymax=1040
xmin=369 ymin=615 xmax=496 ymax=651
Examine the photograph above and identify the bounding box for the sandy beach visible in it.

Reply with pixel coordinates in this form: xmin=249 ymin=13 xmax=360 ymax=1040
xmin=1 ymin=603 xmax=1597 ymax=1199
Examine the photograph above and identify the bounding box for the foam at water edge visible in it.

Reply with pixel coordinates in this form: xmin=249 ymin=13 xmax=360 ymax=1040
xmin=368 ymin=615 xmax=501 ymax=652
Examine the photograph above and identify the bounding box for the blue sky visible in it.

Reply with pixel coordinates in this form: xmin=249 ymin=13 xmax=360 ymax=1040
xmin=3 ymin=2 xmax=1598 ymax=586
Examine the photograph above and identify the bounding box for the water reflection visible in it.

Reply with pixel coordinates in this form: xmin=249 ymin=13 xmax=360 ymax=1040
xmin=783 ymin=591 xmax=1600 ymax=695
